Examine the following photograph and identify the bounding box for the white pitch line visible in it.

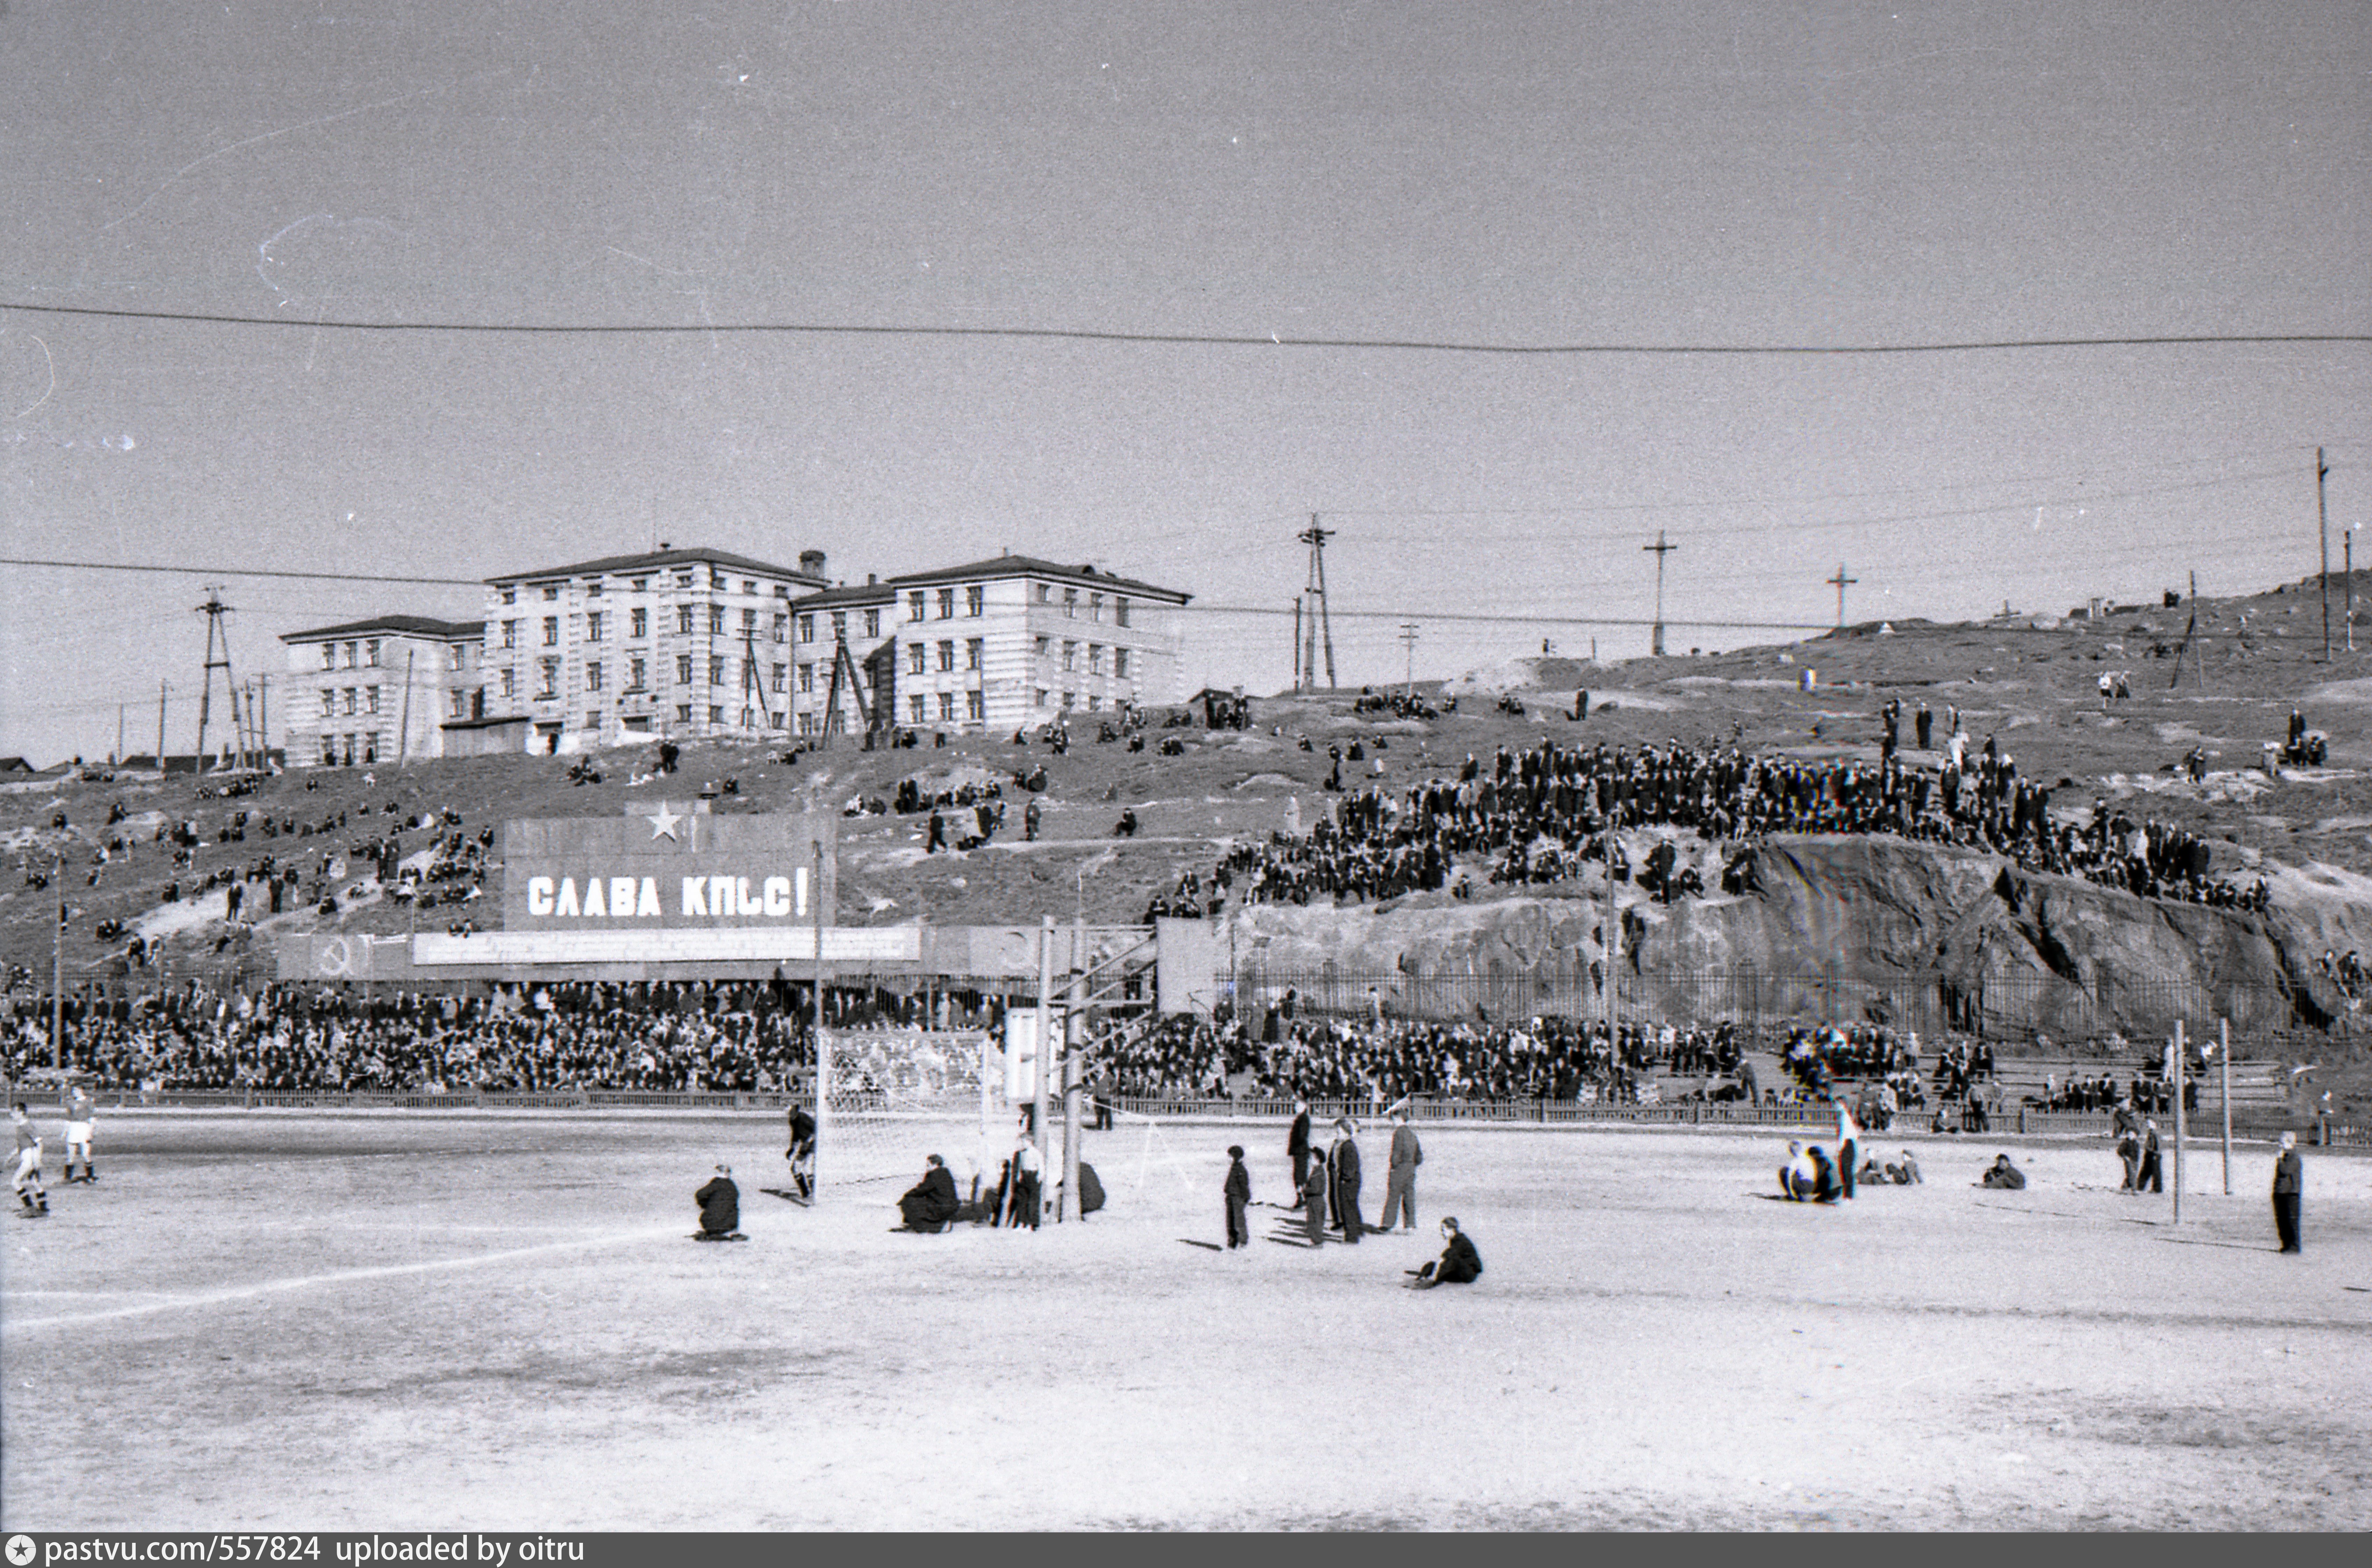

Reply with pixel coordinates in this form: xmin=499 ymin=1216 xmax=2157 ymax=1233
xmin=5 ymin=1224 xmax=683 ymax=1332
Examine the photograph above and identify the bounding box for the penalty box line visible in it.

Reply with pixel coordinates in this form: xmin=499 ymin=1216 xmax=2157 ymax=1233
xmin=6 ymin=1223 xmax=685 ymax=1332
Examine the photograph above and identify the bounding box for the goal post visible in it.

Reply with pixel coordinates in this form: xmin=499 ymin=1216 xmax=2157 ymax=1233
xmin=812 ymin=1028 xmax=1004 ymax=1201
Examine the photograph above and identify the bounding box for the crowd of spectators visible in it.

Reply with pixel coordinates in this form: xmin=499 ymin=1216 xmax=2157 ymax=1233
xmin=1146 ymin=731 xmax=2272 ymax=921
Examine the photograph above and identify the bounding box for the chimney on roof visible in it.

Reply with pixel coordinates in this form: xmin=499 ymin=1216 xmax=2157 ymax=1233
xmin=799 ymin=549 xmax=827 ymax=579
xmin=657 ymin=541 xmax=670 ymax=552
xmin=867 ymin=573 xmax=877 ymax=585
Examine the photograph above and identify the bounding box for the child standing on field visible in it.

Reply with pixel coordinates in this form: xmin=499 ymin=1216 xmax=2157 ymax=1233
xmin=1224 ymin=1145 xmax=1251 ymax=1250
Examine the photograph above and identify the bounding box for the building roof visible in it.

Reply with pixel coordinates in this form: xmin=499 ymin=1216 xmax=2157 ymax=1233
xmin=484 ymin=545 xmax=827 ymax=588
xmin=790 ymin=580 xmax=897 ymax=610
xmin=882 ymin=554 xmax=1190 ymax=603
xmin=281 ymin=615 xmax=484 ymax=643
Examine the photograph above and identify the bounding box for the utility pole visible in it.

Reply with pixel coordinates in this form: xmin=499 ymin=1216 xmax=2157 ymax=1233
xmin=256 ymin=674 xmax=268 ymax=768
xmin=2349 ymin=526 xmax=2359 ymax=654
xmin=2172 ymin=1020 xmax=2186 ymax=1227
xmin=1291 ymin=597 xmax=1303 ymax=692
xmin=2318 ymin=446 xmax=2331 ymax=661
xmin=194 ymin=587 xmax=237 ymax=774
xmin=115 ymin=704 xmax=125 ymax=767
xmin=397 ymin=652 xmax=416 ymax=765
xmin=1642 ymin=531 xmax=1676 ymax=657
xmin=1298 ymin=517 xmax=1337 ymax=692
xmin=156 ymin=681 xmax=168 ymax=772
xmin=1398 ymin=621 xmax=1420 ymax=697
xmin=51 ymin=845 xmax=65 ymax=1071
xmin=1827 ymin=563 xmax=1859 ymax=630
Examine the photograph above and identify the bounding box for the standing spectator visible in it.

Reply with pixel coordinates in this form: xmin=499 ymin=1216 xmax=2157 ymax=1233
xmin=1093 ymin=1068 xmax=1116 ymax=1132
xmin=1834 ymin=1095 xmax=1862 ymax=1201
xmin=1008 ymin=1133 xmax=1043 ymax=1230
xmin=1300 ymin=1151 xmax=1329 ymax=1246
xmin=2136 ymin=1120 xmax=2164 ymax=1193
xmin=1378 ymin=1111 xmax=1423 ymax=1232
xmin=1286 ymin=1099 xmax=1313 ymax=1207
xmin=1328 ymin=1118 xmax=1365 ymax=1243
xmin=1223 ymin=1145 xmax=1251 ymax=1250
xmin=2271 ymin=1131 xmax=2303 ymax=1254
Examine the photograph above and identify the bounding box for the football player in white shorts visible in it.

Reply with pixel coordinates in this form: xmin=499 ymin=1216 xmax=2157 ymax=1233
xmin=12 ymin=1102 xmax=50 ymax=1216
xmin=63 ymin=1083 xmax=96 ymax=1183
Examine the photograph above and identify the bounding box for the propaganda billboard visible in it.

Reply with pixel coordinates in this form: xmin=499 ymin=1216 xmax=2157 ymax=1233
xmin=501 ymin=803 xmax=839 ymax=932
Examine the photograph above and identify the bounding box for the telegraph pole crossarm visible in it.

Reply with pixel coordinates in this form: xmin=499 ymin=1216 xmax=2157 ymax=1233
xmin=1643 ymin=531 xmax=1677 ymax=657
xmin=1828 ymin=564 xmax=1859 ymax=630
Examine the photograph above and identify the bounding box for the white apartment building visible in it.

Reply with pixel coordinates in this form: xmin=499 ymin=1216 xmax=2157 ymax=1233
xmin=279 ymin=616 xmax=486 ymax=767
xmin=479 ymin=546 xmax=830 ymax=753
xmin=879 ymin=555 xmax=1190 ymax=734
xmin=785 ymin=578 xmax=896 ymax=738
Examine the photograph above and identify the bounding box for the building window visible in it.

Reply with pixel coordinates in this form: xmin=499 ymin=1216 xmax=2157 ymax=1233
xmin=631 ymin=607 xmax=648 ymax=639
xmin=1063 ymin=587 xmax=1078 ymax=618
xmin=628 ymin=657 xmax=646 ymax=692
xmin=586 ymin=662 xmax=604 ymax=692
xmin=706 ymin=704 xmax=722 ymax=724
xmin=319 ymin=689 xmax=334 ymax=717
xmin=708 ymin=654 xmax=726 ymax=686
xmin=677 ymin=605 xmax=696 ymax=635
xmin=938 ymin=692 xmax=956 ymax=722
xmin=1035 ymin=688 xmax=1049 ymax=708
xmin=708 ymin=606 xmax=726 ymax=636
xmin=772 ymin=614 xmax=788 ymax=644
xmin=742 ymin=607 xmax=758 ymax=633
xmin=1114 ymin=647 xmax=1130 ymax=679
xmin=501 ymin=621 xmax=518 ymax=650
xmin=830 ymin=611 xmax=846 ymax=641
xmin=907 ymin=644 xmax=927 ymax=676
xmin=1089 ymin=594 xmax=1103 ymax=624
xmin=586 ymin=711 xmax=602 ymax=731
xmin=675 ymin=571 xmax=695 ymax=588
xmin=863 ymin=608 xmax=881 ymax=638
xmin=343 ymin=641 xmax=359 ymax=668
xmin=541 ymin=584 xmax=558 ymax=601
xmin=1061 ymin=690 xmax=1075 ymax=711
xmin=1035 ymin=583 xmax=1052 ymax=604
xmin=365 ymin=686 xmax=381 ymax=715
xmin=1087 ymin=694 xmax=1102 ymax=712
xmin=319 ymin=644 xmax=336 ymax=670
xmin=1061 ymin=641 xmax=1078 ymax=672
xmin=965 ymin=585 xmax=984 ymax=617
xmin=798 ymin=663 xmax=814 ymax=694
xmin=669 ymin=653 xmax=688 ymax=685
xmin=342 ymin=688 xmax=358 ymax=716
xmin=449 ymin=689 xmax=467 ymax=718
xmin=320 ymin=735 xmax=337 ymax=765
xmin=768 ymin=663 xmax=784 ymax=694
xmin=741 ymin=580 xmax=756 ymax=594
xmin=966 ymin=638 xmax=983 ymax=671
xmin=799 ymin=615 xmax=815 ymax=643
xmin=1089 ymin=645 xmax=1105 ymax=675
xmin=798 ymin=713 xmax=817 ymax=737
xmin=909 ymin=694 xmax=927 ymax=724
xmin=538 ymin=659 xmax=558 ymax=699
xmin=935 ymin=587 xmax=955 ymax=619
xmin=677 ymin=704 xmax=693 ymax=722
xmin=446 ymin=644 xmax=464 ymax=671
xmin=500 ymin=587 xmax=517 ymax=606
xmin=501 ymin=668 xmax=516 ymax=698
xmin=364 ymin=639 xmax=382 ymax=667
xmin=632 ymin=577 xmax=649 ymax=592
xmin=586 ymin=612 xmax=604 ymax=642
xmin=906 ymin=591 xmax=927 ymax=622
xmin=936 ymin=639 xmax=955 ymax=672
xmin=1034 ymin=635 xmax=1050 ymax=659
xmin=711 ymin=571 xmax=727 ymax=590
xmin=966 ymin=690 xmax=985 ymax=721
xmin=771 ymin=710 xmax=786 ymax=729
xmin=542 ymin=617 xmax=559 ymax=647
xmin=1115 ymin=597 xmax=1131 ymax=628
xmin=363 ymin=733 xmax=379 ymax=765
xmin=586 ymin=578 xmax=604 ymax=596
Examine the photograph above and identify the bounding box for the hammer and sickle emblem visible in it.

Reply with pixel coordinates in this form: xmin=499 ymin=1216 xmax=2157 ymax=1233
xmin=318 ymin=936 xmax=354 ymax=976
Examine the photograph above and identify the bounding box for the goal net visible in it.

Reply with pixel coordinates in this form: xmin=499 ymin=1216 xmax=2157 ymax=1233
xmin=814 ymin=1028 xmax=1005 ymax=1200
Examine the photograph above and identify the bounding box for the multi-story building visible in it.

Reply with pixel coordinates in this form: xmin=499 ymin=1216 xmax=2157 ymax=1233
xmin=279 ymin=616 xmax=486 ymax=767
xmin=785 ymin=577 xmax=897 ymax=738
xmin=478 ymin=546 xmax=831 ymax=753
xmin=879 ymin=555 xmax=1190 ymax=734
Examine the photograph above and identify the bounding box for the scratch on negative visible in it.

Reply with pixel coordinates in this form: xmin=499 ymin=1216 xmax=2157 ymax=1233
xmin=10 ymin=332 xmax=55 ymax=422
xmin=101 ymin=69 xmax=512 ymax=234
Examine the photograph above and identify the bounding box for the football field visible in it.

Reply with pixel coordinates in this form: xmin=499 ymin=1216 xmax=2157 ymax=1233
xmin=4 ymin=1111 xmax=2367 ymax=1531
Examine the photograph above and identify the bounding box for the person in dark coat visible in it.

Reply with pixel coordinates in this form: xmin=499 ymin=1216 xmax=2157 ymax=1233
xmin=1978 ymin=1153 xmax=2027 ymax=1190
xmin=1286 ymin=1100 xmax=1313 ymax=1208
xmin=1328 ymin=1119 xmax=1364 ymax=1242
xmin=785 ymin=1104 xmax=817 ymax=1199
xmin=1409 ymin=1217 xmax=1483 ymax=1289
xmin=694 ymin=1165 xmax=740 ymax=1238
xmin=1300 ymin=1153 xmax=1329 ymax=1246
xmin=2135 ymin=1121 xmax=2163 ymax=1193
xmin=2272 ymin=1131 xmax=2304 ymax=1253
xmin=897 ymin=1154 xmax=961 ymax=1233
xmin=1224 ymin=1145 xmax=1251 ymax=1250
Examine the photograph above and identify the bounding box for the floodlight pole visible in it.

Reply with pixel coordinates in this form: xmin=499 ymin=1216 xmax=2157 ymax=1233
xmin=2171 ymin=1020 xmax=2185 ymax=1226
xmin=52 ymin=845 xmax=66 ymax=1072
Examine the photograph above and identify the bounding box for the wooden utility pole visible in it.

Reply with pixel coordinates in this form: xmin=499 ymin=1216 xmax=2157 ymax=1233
xmin=811 ymin=837 xmax=828 ymax=1197
xmin=51 ymin=846 xmax=65 ymax=1071
xmin=2220 ymin=1017 xmax=2232 ymax=1196
xmin=156 ymin=680 xmax=167 ymax=771
xmin=1827 ymin=563 xmax=1859 ymax=630
xmin=1062 ymin=915 xmax=1085 ymax=1220
xmin=2318 ymin=446 xmax=2331 ymax=661
xmin=1034 ymin=916 xmax=1055 ymax=1176
xmin=1399 ymin=621 xmax=1420 ymax=696
xmin=1292 ymin=597 xmax=1303 ymax=692
xmin=398 ymin=652 xmax=416 ymax=764
xmin=114 ymin=704 xmax=125 ymax=767
xmin=1298 ymin=518 xmax=1337 ymax=691
xmin=1643 ymin=531 xmax=1676 ymax=656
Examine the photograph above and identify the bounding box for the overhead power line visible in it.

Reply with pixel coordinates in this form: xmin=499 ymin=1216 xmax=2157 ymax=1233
xmin=0 ymin=557 xmax=481 ymax=587
xmin=2 ymin=300 xmax=2366 ymax=355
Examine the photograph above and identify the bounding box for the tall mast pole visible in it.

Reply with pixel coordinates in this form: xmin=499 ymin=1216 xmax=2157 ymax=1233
xmin=2318 ymin=446 xmax=2331 ymax=661
xmin=1643 ymin=531 xmax=1677 ymax=657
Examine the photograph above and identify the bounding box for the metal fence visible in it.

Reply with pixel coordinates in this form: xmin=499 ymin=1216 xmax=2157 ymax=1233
xmin=1223 ymin=962 xmax=2347 ymax=1049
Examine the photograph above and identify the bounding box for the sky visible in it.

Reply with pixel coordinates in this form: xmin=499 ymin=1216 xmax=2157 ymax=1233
xmin=2 ymin=0 xmax=2366 ymax=764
